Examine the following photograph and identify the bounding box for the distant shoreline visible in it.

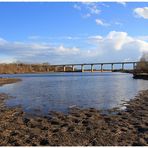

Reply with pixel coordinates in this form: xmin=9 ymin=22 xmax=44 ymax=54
xmin=0 ymin=70 xmax=134 ymax=74
xmin=0 ymin=63 xmax=135 ymax=74
xmin=0 ymin=78 xmax=21 ymax=86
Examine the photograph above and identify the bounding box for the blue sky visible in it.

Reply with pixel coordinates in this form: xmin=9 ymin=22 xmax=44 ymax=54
xmin=0 ymin=2 xmax=148 ymax=64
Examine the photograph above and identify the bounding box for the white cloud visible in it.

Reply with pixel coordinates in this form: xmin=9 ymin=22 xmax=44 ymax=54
xmin=95 ymin=19 xmax=103 ymax=25
xmin=82 ymin=13 xmax=91 ymax=18
xmin=30 ymin=36 xmax=81 ymax=41
xmin=28 ymin=36 xmax=41 ymax=40
xmin=115 ymin=22 xmax=123 ymax=26
xmin=88 ymin=35 xmax=103 ymax=40
xmin=62 ymin=36 xmax=80 ymax=40
xmin=74 ymin=2 xmax=101 ymax=18
xmin=134 ymin=7 xmax=148 ymax=19
xmin=136 ymin=40 xmax=148 ymax=52
xmin=86 ymin=31 xmax=148 ymax=62
xmin=0 ymin=38 xmax=80 ymax=59
xmin=137 ymin=35 xmax=148 ymax=41
xmin=87 ymin=4 xmax=100 ymax=15
xmin=55 ymin=45 xmax=80 ymax=55
xmin=88 ymin=31 xmax=148 ymax=53
xmin=95 ymin=19 xmax=109 ymax=26
xmin=106 ymin=31 xmax=133 ymax=50
xmin=101 ymin=3 xmax=110 ymax=8
xmin=73 ymin=4 xmax=81 ymax=10
xmin=117 ymin=2 xmax=126 ymax=7
xmin=0 ymin=31 xmax=148 ymax=63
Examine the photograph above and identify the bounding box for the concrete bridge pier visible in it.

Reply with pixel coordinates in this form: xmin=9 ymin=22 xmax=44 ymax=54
xmin=81 ymin=64 xmax=84 ymax=72
xmin=91 ymin=64 xmax=94 ymax=72
xmin=133 ymin=63 xmax=136 ymax=70
xmin=72 ymin=65 xmax=75 ymax=72
xmin=122 ymin=63 xmax=124 ymax=71
xmin=101 ymin=64 xmax=103 ymax=72
xmin=111 ymin=64 xmax=114 ymax=71
xmin=63 ymin=65 xmax=66 ymax=72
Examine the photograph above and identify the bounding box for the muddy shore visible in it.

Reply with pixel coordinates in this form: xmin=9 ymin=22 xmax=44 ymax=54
xmin=0 ymin=78 xmax=21 ymax=86
xmin=133 ymin=73 xmax=148 ymax=80
xmin=0 ymin=78 xmax=148 ymax=146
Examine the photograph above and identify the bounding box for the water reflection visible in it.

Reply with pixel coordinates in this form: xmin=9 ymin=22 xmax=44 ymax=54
xmin=0 ymin=72 xmax=148 ymax=116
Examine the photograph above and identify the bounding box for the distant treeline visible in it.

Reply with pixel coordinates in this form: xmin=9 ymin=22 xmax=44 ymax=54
xmin=0 ymin=63 xmax=72 ymax=74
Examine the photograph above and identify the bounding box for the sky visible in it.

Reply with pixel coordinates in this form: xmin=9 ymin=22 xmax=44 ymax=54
xmin=0 ymin=2 xmax=148 ymax=64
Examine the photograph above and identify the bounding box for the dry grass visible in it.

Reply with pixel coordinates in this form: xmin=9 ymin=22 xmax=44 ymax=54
xmin=0 ymin=63 xmax=72 ymax=74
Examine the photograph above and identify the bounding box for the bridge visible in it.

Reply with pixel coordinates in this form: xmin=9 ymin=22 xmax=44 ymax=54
xmin=51 ymin=61 xmax=140 ymax=72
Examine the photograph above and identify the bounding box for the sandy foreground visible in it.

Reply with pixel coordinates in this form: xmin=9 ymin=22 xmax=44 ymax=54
xmin=0 ymin=78 xmax=148 ymax=146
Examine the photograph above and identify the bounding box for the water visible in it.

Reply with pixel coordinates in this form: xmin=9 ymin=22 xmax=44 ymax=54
xmin=0 ymin=72 xmax=148 ymax=116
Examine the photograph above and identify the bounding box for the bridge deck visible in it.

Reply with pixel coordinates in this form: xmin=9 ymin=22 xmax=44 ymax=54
xmin=51 ymin=61 xmax=139 ymax=67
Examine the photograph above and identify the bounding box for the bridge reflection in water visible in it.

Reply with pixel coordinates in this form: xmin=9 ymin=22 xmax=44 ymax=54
xmin=52 ymin=62 xmax=138 ymax=72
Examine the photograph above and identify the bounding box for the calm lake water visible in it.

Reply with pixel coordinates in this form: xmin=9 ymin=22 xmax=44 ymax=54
xmin=0 ymin=72 xmax=148 ymax=116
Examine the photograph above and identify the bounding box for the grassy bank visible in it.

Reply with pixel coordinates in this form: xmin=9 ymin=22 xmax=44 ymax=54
xmin=0 ymin=63 xmax=73 ymax=74
xmin=0 ymin=79 xmax=148 ymax=146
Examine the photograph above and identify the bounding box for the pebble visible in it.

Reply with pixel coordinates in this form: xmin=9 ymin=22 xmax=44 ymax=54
xmin=40 ymin=139 xmax=49 ymax=145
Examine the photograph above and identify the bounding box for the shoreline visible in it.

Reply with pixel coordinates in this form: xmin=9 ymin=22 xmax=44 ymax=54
xmin=0 ymin=69 xmax=134 ymax=74
xmin=0 ymin=78 xmax=148 ymax=146
xmin=133 ymin=73 xmax=148 ymax=80
xmin=0 ymin=78 xmax=21 ymax=86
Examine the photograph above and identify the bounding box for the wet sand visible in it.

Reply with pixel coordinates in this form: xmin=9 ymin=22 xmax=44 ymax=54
xmin=0 ymin=78 xmax=147 ymax=146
